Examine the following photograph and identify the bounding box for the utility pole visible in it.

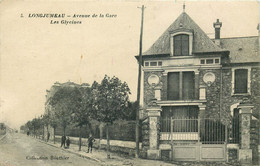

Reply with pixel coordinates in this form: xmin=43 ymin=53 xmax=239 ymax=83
xmin=136 ymin=5 xmax=145 ymax=158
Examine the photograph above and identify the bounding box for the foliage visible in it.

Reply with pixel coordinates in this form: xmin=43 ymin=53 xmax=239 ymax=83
xmin=42 ymin=114 xmax=50 ymax=127
xmin=49 ymin=84 xmax=82 ymax=134
xmin=91 ymin=75 xmax=131 ymax=124
xmin=123 ymin=101 xmax=138 ymax=121
xmin=71 ymin=86 xmax=92 ymax=128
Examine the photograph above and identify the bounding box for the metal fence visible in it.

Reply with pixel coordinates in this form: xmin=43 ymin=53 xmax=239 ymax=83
xmin=160 ymin=118 xmax=228 ymax=144
xmin=228 ymin=118 xmax=240 ymax=144
xmin=200 ymin=118 xmax=226 ymax=144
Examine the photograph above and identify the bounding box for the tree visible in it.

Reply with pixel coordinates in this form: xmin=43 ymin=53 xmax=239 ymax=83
xmin=49 ymin=83 xmax=81 ymax=136
xmin=91 ymin=75 xmax=131 ymax=158
xmin=49 ymin=112 xmax=58 ymax=144
xmin=123 ymin=101 xmax=138 ymax=121
xmin=31 ymin=118 xmax=41 ymax=138
xmin=25 ymin=120 xmax=33 ymax=135
xmin=42 ymin=114 xmax=50 ymax=141
xmin=70 ymin=84 xmax=93 ymax=151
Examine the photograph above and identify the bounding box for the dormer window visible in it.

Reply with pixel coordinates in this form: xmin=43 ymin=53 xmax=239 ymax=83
xmin=170 ymin=30 xmax=193 ymax=56
xmin=174 ymin=34 xmax=189 ymax=56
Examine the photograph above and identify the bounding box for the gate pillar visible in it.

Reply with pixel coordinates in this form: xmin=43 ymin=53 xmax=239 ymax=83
xmin=238 ymin=103 xmax=254 ymax=164
xmin=147 ymin=105 xmax=161 ymax=159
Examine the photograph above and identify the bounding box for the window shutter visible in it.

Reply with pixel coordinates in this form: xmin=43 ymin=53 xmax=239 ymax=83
xmin=182 ymin=72 xmax=195 ymax=100
xmin=234 ymin=69 xmax=248 ymax=93
xmin=182 ymin=35 xmax=189 ymax=56
xmin=167 ymin=72 xmax=180 ymax=100
xmin=174 ymin=35 xmax=181 ymax=56
xmin=174 ymin=34 xmax=189 ymax=56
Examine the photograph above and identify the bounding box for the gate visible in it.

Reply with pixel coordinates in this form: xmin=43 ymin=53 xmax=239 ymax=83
xmin=162 ymin=118 xmax=227 ymax=161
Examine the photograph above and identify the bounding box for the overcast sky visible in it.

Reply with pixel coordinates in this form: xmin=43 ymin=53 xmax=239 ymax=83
xmin=0 ymin=0 xmax=259 ymax=129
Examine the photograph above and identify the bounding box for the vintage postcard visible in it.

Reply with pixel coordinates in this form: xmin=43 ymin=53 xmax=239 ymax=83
xmin=0 ymin=0 xmax=259 ymax=165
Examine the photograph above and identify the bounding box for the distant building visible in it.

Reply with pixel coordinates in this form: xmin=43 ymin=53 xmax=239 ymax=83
xmin=139 ymin=9 xmax=259 ymax=164
xmin=44 ymin=81 xmax=89 ymax=140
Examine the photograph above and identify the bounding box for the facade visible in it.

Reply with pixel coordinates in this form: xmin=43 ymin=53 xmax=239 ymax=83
xmin=139 ymin=10 xmax=259 ymax=164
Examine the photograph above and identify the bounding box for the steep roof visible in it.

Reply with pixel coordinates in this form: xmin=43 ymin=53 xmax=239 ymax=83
xmin=220 ymin=36 xmax=260 ymax=63
xmin=143 ymin=12 xmax=225 ymax=56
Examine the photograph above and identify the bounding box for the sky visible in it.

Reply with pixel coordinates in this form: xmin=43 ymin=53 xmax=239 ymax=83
xmin=0 ymin=0 xmax=259 ymax=129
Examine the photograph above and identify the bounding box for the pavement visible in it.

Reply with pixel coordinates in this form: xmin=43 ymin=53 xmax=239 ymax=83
xmin=36 ymin=136 xmax=177 ymax=166
xmin=1 ymin=132 xmax=238 ymax=166
xmin=0 ymin=132 xmax=101 ymax=166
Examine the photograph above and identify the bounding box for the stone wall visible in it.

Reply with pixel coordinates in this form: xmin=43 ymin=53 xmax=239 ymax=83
xmin=227 ymin=148 xmax=238 ymax=164
xmin=143 ymin=71 xmax=163 ymax=108
xmin=199 ymin=69 xmax=222 ymax=120
xmin=222 ymin=67 xmax=260 ymax=121
xmin=53 ymin=135 xmax=141 ymax=156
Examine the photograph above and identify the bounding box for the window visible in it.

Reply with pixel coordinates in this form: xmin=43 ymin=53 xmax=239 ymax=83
xmin=174 ymin=34 xmax=189 ymax=56
xmin=144 ymin=61 xmax=163 ymax=67
xmin=206 ymin=59 xmax=214 ymax=64
xmin=150 ymin=62 xmax=157 ymax=66
xmin=200 ymin=58 xmax=220 ymax=65
xmin=167 ymin=71 xmax=195 ymax=100
xmin=234 ymin=69 xmax=248 ymax=93
xmin=232 ymin=68 xmax=251 ymax=95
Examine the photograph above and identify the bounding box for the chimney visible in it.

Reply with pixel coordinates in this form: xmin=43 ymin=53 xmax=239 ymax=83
xmin=213 ymin=19 xmax=222 ymax=46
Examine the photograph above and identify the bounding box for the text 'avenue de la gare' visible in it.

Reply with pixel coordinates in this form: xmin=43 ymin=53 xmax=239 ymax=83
xmin=25 ymin=13 xmax=117 ymax=25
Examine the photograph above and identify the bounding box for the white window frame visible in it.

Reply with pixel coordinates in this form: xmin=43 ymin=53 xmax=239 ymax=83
xmin=231 ymin=67 xmax=251 ymax=95
xmin=200 ymin=58 xmax=221 ymax=65
xmin=144 ymin=61 xmax=163 ymax=67
xmin=170 ymin=32 xmax=193 ymax=56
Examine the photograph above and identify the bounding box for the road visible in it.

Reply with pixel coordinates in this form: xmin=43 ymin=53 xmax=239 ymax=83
xmin=0 ymin=132 xmax=100 ymax=166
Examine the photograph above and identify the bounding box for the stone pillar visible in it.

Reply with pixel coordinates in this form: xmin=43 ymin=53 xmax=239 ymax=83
xmin=238 ymin=104 xmax=253 ymax=164
xmin=199 ymin=85 xmax=206 ymax=100
xmin=154 ymin=86 xmax=162 ymax=101
xmin=147 ymin=106 xmax=161 ymax=159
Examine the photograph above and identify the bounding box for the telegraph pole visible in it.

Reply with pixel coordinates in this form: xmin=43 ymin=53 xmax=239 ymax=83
xmin=136 ymin=5 xmax=145 ymax=158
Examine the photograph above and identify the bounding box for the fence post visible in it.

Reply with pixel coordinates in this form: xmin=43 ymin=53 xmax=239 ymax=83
xmin=170 ymin=117 xmax=173 ymax=160
xmin=237 ymin=103 xmax=253 ymax=164
xmin=147 ymin=106 xmax=161 ymax=160
xmin=198 ymin=105 xmax=206 ymax=143
xmin=198 ymin=118 xmax=200 ymax=143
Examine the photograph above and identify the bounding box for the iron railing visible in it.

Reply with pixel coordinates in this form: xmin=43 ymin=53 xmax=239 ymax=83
xmin=160 ymin=118 xmax=228 ymax=144
xmin=228 ymin=118 xmax=240 ymax=144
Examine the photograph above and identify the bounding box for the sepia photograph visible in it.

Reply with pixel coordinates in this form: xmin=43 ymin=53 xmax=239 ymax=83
xmin=0 ymin=0 xmax=259 ymax=165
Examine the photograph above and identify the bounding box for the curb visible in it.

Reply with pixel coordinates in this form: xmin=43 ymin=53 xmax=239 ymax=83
xmin=36 ymin=139 xmax=103 ymax=163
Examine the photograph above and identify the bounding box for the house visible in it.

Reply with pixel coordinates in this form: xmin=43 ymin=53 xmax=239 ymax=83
xmin=139 ymin=7 xmax=260 ymax=164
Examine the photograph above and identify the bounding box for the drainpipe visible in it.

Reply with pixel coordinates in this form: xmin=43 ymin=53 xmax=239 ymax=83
xmin=219 ymin=66 xmax=223 ymax=119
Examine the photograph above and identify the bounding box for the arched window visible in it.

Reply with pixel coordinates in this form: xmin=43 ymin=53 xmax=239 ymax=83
xmin=174 ymin=34 xmax=189 ymax=56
